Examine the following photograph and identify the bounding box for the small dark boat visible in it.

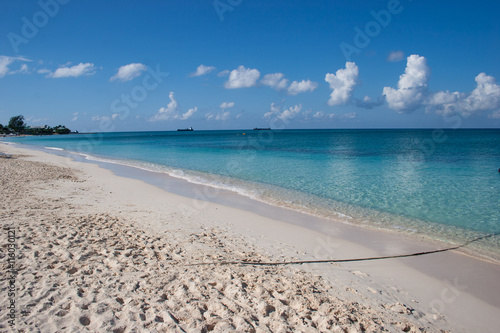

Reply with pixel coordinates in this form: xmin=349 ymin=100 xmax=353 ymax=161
xmin=177 ymin=127 xmax=194 ymax=131
xmin=253 ymin=127 xmax=271 ymax=130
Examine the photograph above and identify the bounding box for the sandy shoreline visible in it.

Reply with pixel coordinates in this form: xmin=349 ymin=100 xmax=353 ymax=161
xmin=1 ymin=144 xmax=500 ymax=332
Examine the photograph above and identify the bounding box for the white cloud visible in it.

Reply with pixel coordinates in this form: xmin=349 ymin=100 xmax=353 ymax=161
xmin=25 ymin=116 xmax=48 ymax=124
xmin=313 ymin=111 xmax=332 ymax=119
xmin=325 ymin=62 xmax=359 ymax=106
xmin=0 ymin=57 xmax=12 ymax=77
xmin=37 ymin=68 xmax=50 ymax=74
xmin=150 ymin=92 xmax=178 ymax=121
xmin=426 ymin=73 xmax=500 ymax=116
xmin=287 ymin=80 xmax=318 ymax=95
xmin=218 ymin=111 xmax=231 ymax=121
xmin=264 ymin=103 xmax=302 ymax=121
xmin=263 ymin=102 xmax=282 ymax=119
xmin=48 ymin=63 xmax=97 ymax=78
xmin=224 ymin=65 xmax=260 ymax=89
xmin=191 ymin=64 xmax=215 ymax=77
xmin=387 ymin=50 xmax=405 ymax=62
xmin=25 ymin=116 xmax=45 ymax=123
xmin=382 ymin=54 xmax=500 ymax=116
xmin=0 ymin=56 xmax=30 ymax=77
xmin=261 ymin=73 xmax=289 ymax=90
xmin=278 ymin=104 xmax=302 ymax=121
xmin=110 ymin=63 xmax=147 ymax=82
xmin=92 ymin=115 xmax=110 ymax=122
xmin=260 ymin=73 xmax=316 ymax=94
xmin=149 ymin=92 xmax=197 ymax=121
xmin=9 ymin=63 xmax=29 ymax=75
xmin=458 ymin=73 xmax=500 ymax=114
xmin=219 ymin=101 xmax=235 ymax=109
xmin=382 ymin=55 xmax=430 ymax=113
xmin=71 ymin=112 xmax=79 ymax=121
xmin=313 ymin=111 xmax=356 ymax=120
xmin=427 ymin=90 xmax=462 ymax=106
xmin=489 ymin=110 xmax=500 ymax=119
xmin=217 ymin=70 xmax=230 ymax=77
xmin=180 ymin=107 xmax=198 ymax=120
xmin=205 ymin=111 xmax=230 ymax=121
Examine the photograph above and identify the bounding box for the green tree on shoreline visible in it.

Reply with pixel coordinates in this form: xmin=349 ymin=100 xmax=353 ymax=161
xmin=54 ymin=125 xmax=71 ymax=135
xmin=8 ymin=115 xmax=26 ymax=133
xmin=0 ymin=124 xmax=10 ymax=134
xmin=1 ymin=115 xmax=72 ymax=135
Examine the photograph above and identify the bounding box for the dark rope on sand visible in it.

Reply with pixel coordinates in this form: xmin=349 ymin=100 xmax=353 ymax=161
xmin=185 ymin=232 xmax=500 ymax=267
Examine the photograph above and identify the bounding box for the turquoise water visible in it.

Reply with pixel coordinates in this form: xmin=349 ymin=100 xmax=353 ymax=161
xmin=3 ymin=129 xmax=500 ymax=255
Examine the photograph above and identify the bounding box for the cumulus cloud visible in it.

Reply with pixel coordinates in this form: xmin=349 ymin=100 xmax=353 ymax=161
xmin=191 ymin=64 xmax=216 ymax=77
xmin=110 ymin=63 xmax=147 ymax=82
xmin=0 ymin=57 xmax=13 ymax=77
xmin=287 ymin=80 xmax=318 ymax=95
xmin=382 ymin=55 xmax=430 ymax=113
xmin=264 ymin=103 xmax=302 ymax=121
xmin=426 ymin=73 xmax=500 ymax=116
xmin=224 ymin=65 xmax=260 ymax=89
xmin=219 ymin=101 xmax=235 ymax=109
xmin=205 ymin=111 xmax=230 ymax=121
xmin=0 ymin=56 xmax=30 ymax=77
xmin=426 ymin=90 xmax=462 ymax=106
xmin=179 ymin=107 xmax=198 ymax=120
xmin=149 ymin=92 xmax=197 ymax=121
xmin=382 ymin=54 xmax=500 ymax=116
xmin=261 ymin=73 xmax=289 ymax=90
xmin=387 ymin=50 xmax=405 ymax=62
xmin=150 ymin=92 xmax=178 ymax=121
xmin=260 ymin=73 xmax=317 ymax=94
xmin=278 ymin=104 xmax=302 ymax=121
xmin=48 ymin=63 xmax=97 ymax=78
xmin=263 ymin=102 xmax=282 ymax=119
xmin=325 ymin=62 xmax=359 ymax=106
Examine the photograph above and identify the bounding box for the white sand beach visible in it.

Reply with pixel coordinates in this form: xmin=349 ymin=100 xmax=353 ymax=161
xmin=1 ymin=144 xmax=500 ymax=332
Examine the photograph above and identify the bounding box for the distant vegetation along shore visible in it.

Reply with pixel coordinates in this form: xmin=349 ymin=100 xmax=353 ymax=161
xmin=0 ymin=115 xmax=73 ymax=136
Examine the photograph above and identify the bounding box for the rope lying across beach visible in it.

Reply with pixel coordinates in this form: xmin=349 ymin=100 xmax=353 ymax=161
xmin=185 ymin=232 xmax=500 ymax=267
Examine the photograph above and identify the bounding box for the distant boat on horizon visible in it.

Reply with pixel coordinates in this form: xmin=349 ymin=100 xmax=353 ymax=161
xmin=177 ymin=127 xmax=194 ymax=132
xmin=253 ymin=127 xmax=271 ymax=130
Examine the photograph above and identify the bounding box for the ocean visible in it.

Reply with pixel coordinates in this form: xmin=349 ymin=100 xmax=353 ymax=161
xmin=3 ymin=129 xmax=500 ymax=259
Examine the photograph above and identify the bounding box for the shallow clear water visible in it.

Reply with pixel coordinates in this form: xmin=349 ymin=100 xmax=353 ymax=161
xmin=4 ymin=129 xmax=500 ymax=255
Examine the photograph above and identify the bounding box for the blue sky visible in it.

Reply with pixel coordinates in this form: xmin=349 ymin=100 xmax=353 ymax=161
xmin=0 ymin=0 xmax=499 ymax=131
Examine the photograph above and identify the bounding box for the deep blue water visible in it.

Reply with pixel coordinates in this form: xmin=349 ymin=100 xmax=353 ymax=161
xmin=3 ymin=129 xmax=500 ymax=251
